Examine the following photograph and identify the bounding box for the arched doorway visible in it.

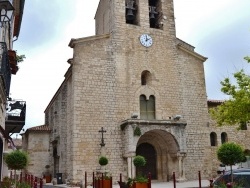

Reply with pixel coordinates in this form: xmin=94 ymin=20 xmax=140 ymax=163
xmin=136 ymin=129 xmax=181 ymax=181
xmin=136 ymin=143 xmax=157 ymax=179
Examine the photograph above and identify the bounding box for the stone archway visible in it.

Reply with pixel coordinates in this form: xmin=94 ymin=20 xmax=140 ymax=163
xmin=120 ymin=119 xmax=187 ymax=182
xmin=136 ymin=130 xmax=180 ymax=181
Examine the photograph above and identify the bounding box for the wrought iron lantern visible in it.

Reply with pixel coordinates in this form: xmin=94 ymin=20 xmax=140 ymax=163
xmin=0 ymin=0 xmax=14 ymax=25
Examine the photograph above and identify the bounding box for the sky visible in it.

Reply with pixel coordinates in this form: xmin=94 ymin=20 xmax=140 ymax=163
xmin=10 ymin=0 xmax=250 ymax=133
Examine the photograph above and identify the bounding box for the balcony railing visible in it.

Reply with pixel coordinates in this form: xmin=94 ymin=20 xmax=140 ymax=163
xmin=6 ymin=100 xmax=26 ymax=133
xmin=0 ymin=42 xmax=11 ymax=97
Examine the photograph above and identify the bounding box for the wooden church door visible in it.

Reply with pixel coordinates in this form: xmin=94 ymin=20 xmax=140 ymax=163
xmin=136 ymin=143 xmax=157 ymax=179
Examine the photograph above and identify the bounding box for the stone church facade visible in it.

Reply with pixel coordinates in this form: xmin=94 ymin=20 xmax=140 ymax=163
xmin=38 ymin=0 xmax=250 ymax=184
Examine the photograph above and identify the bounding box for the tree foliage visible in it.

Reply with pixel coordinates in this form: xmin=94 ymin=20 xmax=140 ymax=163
xmin=4 ymin=150 xmax=28 ymax=170
xmin=210 ymin=57 xmax=250 ymax=128
xmin=217 ymin=142 xmax=245 ymax=166
xmin=99 ymin=156 xmax=108 ymax=166
xmin=133 ymin=155 xmax=146 ymax=167
xmin=217 ymin=142 xmax=245 ymax=183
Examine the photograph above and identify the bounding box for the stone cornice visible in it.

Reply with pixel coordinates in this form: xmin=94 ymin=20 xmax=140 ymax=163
xmin=68 ymin=34 xmax=110 ymax=48
xmin=120 ymin=119 xmax=187 ymax=130
xmin=177 ymin=43 xmax=208 ymax=62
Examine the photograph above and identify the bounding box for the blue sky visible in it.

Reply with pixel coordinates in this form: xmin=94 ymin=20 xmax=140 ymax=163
xmin=10 ymin=0 xmax=250 ymax=132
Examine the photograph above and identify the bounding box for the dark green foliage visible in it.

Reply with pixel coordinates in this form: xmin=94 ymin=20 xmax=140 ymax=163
xmin=4 ymin=150 xmax=28 ymax=170
xmin=134 ymin=126 xmax=141 ymax=136
xmin=99 ymin=156 xmax=108 ymax=166
xmin=134 ymin=175 xmax=148 ymax=183
xmin=133 ymin=155 xmax=146 ymax=167
xmin=217 ymin=143 xmax=244 ymax=166
xmin=217 ymin=142 xmax=245 ymax=183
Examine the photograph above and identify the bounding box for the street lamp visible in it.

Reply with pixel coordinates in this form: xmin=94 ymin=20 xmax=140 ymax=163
xmin=0 ymin=0 xmax=14 ymax=25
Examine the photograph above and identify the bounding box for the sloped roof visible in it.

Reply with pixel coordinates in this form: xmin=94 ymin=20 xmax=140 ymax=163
xmin=26 ymin=125 xmax=51 ymax=132
xmin=207 ymin=99 xmax=224 ymax=104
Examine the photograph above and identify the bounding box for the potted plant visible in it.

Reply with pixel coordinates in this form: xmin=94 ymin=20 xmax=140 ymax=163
xmin=132 ymin=155 xmax=148 ymax=188
xmin=95 ymin=156 xmax=111 ymax=188
xmin=43 ymin=165 xmax=52 ymax=183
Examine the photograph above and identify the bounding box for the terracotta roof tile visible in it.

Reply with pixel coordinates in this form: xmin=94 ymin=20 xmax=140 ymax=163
xmin=27 ymin=125 xmax=51 ymax=132
xmin=207 ymin=99 xmax=225 ymax=104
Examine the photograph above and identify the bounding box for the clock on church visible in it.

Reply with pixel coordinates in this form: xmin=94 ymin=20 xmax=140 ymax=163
xmin=140 ymin=34 xmax=153 ymax=47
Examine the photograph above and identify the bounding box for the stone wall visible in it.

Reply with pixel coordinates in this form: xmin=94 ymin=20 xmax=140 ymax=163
xmin=25 ymin=132 xmax=50 ymax=178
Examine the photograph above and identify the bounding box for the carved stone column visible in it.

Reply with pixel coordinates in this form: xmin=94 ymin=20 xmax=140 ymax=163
xmin=126 ymin=152 xmax=136 ymax=178
xmin=176 ymin=152 xmax=187 ymax=182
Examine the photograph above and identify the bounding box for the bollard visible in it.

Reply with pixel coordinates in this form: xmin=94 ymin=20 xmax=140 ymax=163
xmin=40 ymin=178 xmax=43 ymax=188
xmin=120 ymin=173 xmax=122 ymax=183
xmin=20 ymin=172 xmax=22 ymax=182
xmin=173 ymin=172 xmax=176 ymax=188
xmin=148 ymin=172 xmax=151 ymax=188
xmin=31 ymin=175 xmax=34 ymax=187
xmin=34 ymin=177 xmax=38 ymax=188
xmin=102 ymin=173 xmax=104 ymax=188
xmin=93 ymin=172 xmax=95 ymax=188
xmin=226 ymin=182 xmax=232 ymax=188
xmin=198 ymin=171 xmax=201 ymax=188
xmin=209 ymin=179 xmax=213 ymax=188
xmin=85 ymin=171 xmax=87 ymax=188
xmin=25 ymin=174 xmax=28 ymax=183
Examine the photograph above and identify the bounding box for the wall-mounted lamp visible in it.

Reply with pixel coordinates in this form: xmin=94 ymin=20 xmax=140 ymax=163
xmin=0 ymin=0 xmax=14 ymax=26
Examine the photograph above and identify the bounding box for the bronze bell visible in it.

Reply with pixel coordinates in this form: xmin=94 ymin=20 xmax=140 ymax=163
xmin=149 ymin=6 xmax=157 ymax=20
xmin=149 ymin=13 xmax=155 ymax=20
xmin=126 ymin=8 xmax=135 ymax=20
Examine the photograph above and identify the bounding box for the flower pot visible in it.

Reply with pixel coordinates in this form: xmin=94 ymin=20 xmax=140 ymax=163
xmin=95 ymin=179 xmax=112 ymax=188
xmin=133 ymin=182 xmax=148 ymax=188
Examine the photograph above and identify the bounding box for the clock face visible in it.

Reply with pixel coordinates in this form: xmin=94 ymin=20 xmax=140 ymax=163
xmin=140 ymin=34 xmax=153 ymax=47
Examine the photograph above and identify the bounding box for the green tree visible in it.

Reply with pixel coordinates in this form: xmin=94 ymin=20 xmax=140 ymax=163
xmin=210 ymin=57 xmax=250 ymax=129
xmin=217 ymin=142 xmax=245 ymax=182
xmin=4 ymin=150 xmax=28 ymax=187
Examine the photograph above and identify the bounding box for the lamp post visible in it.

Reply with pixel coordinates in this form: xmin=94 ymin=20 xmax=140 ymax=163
xmin=0 ymin=0 xmax=14 ymax=26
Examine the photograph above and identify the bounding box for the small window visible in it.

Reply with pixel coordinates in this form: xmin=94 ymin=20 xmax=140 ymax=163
xmin=141 ymin=70 xmax=151 ymax=85
xmin=221 ymin=132 xmax=228 ymax=144
xmin=140 ymin=95 xmax=155 ymax=119
xmin=210 ymin=132 xmax=217 ymax=146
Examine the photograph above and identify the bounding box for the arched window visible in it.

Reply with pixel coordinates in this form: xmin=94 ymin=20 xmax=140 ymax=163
xmin=221 ymin=132 xmax=228 ymax=144
xmin=148 ymin=0 xmax=162 ymax=29
xmin=210 ymin=132 xmax=217 ymax=146
xmin=141 ymin=70 xmax=151 ymax=85
xmin=140 ymin=95 xmax=155 ymax=119
xmin=125 ymin=0 xmax=138 ymax=25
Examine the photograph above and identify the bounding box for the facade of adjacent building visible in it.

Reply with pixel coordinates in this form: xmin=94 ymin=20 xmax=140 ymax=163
xmin=21 ymin=125 xmax=51 ymax=178
xmin=0 ymin=0 xmax=26 ymax=180
xmin=22 ymin=0 xmax=250 ymax=184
